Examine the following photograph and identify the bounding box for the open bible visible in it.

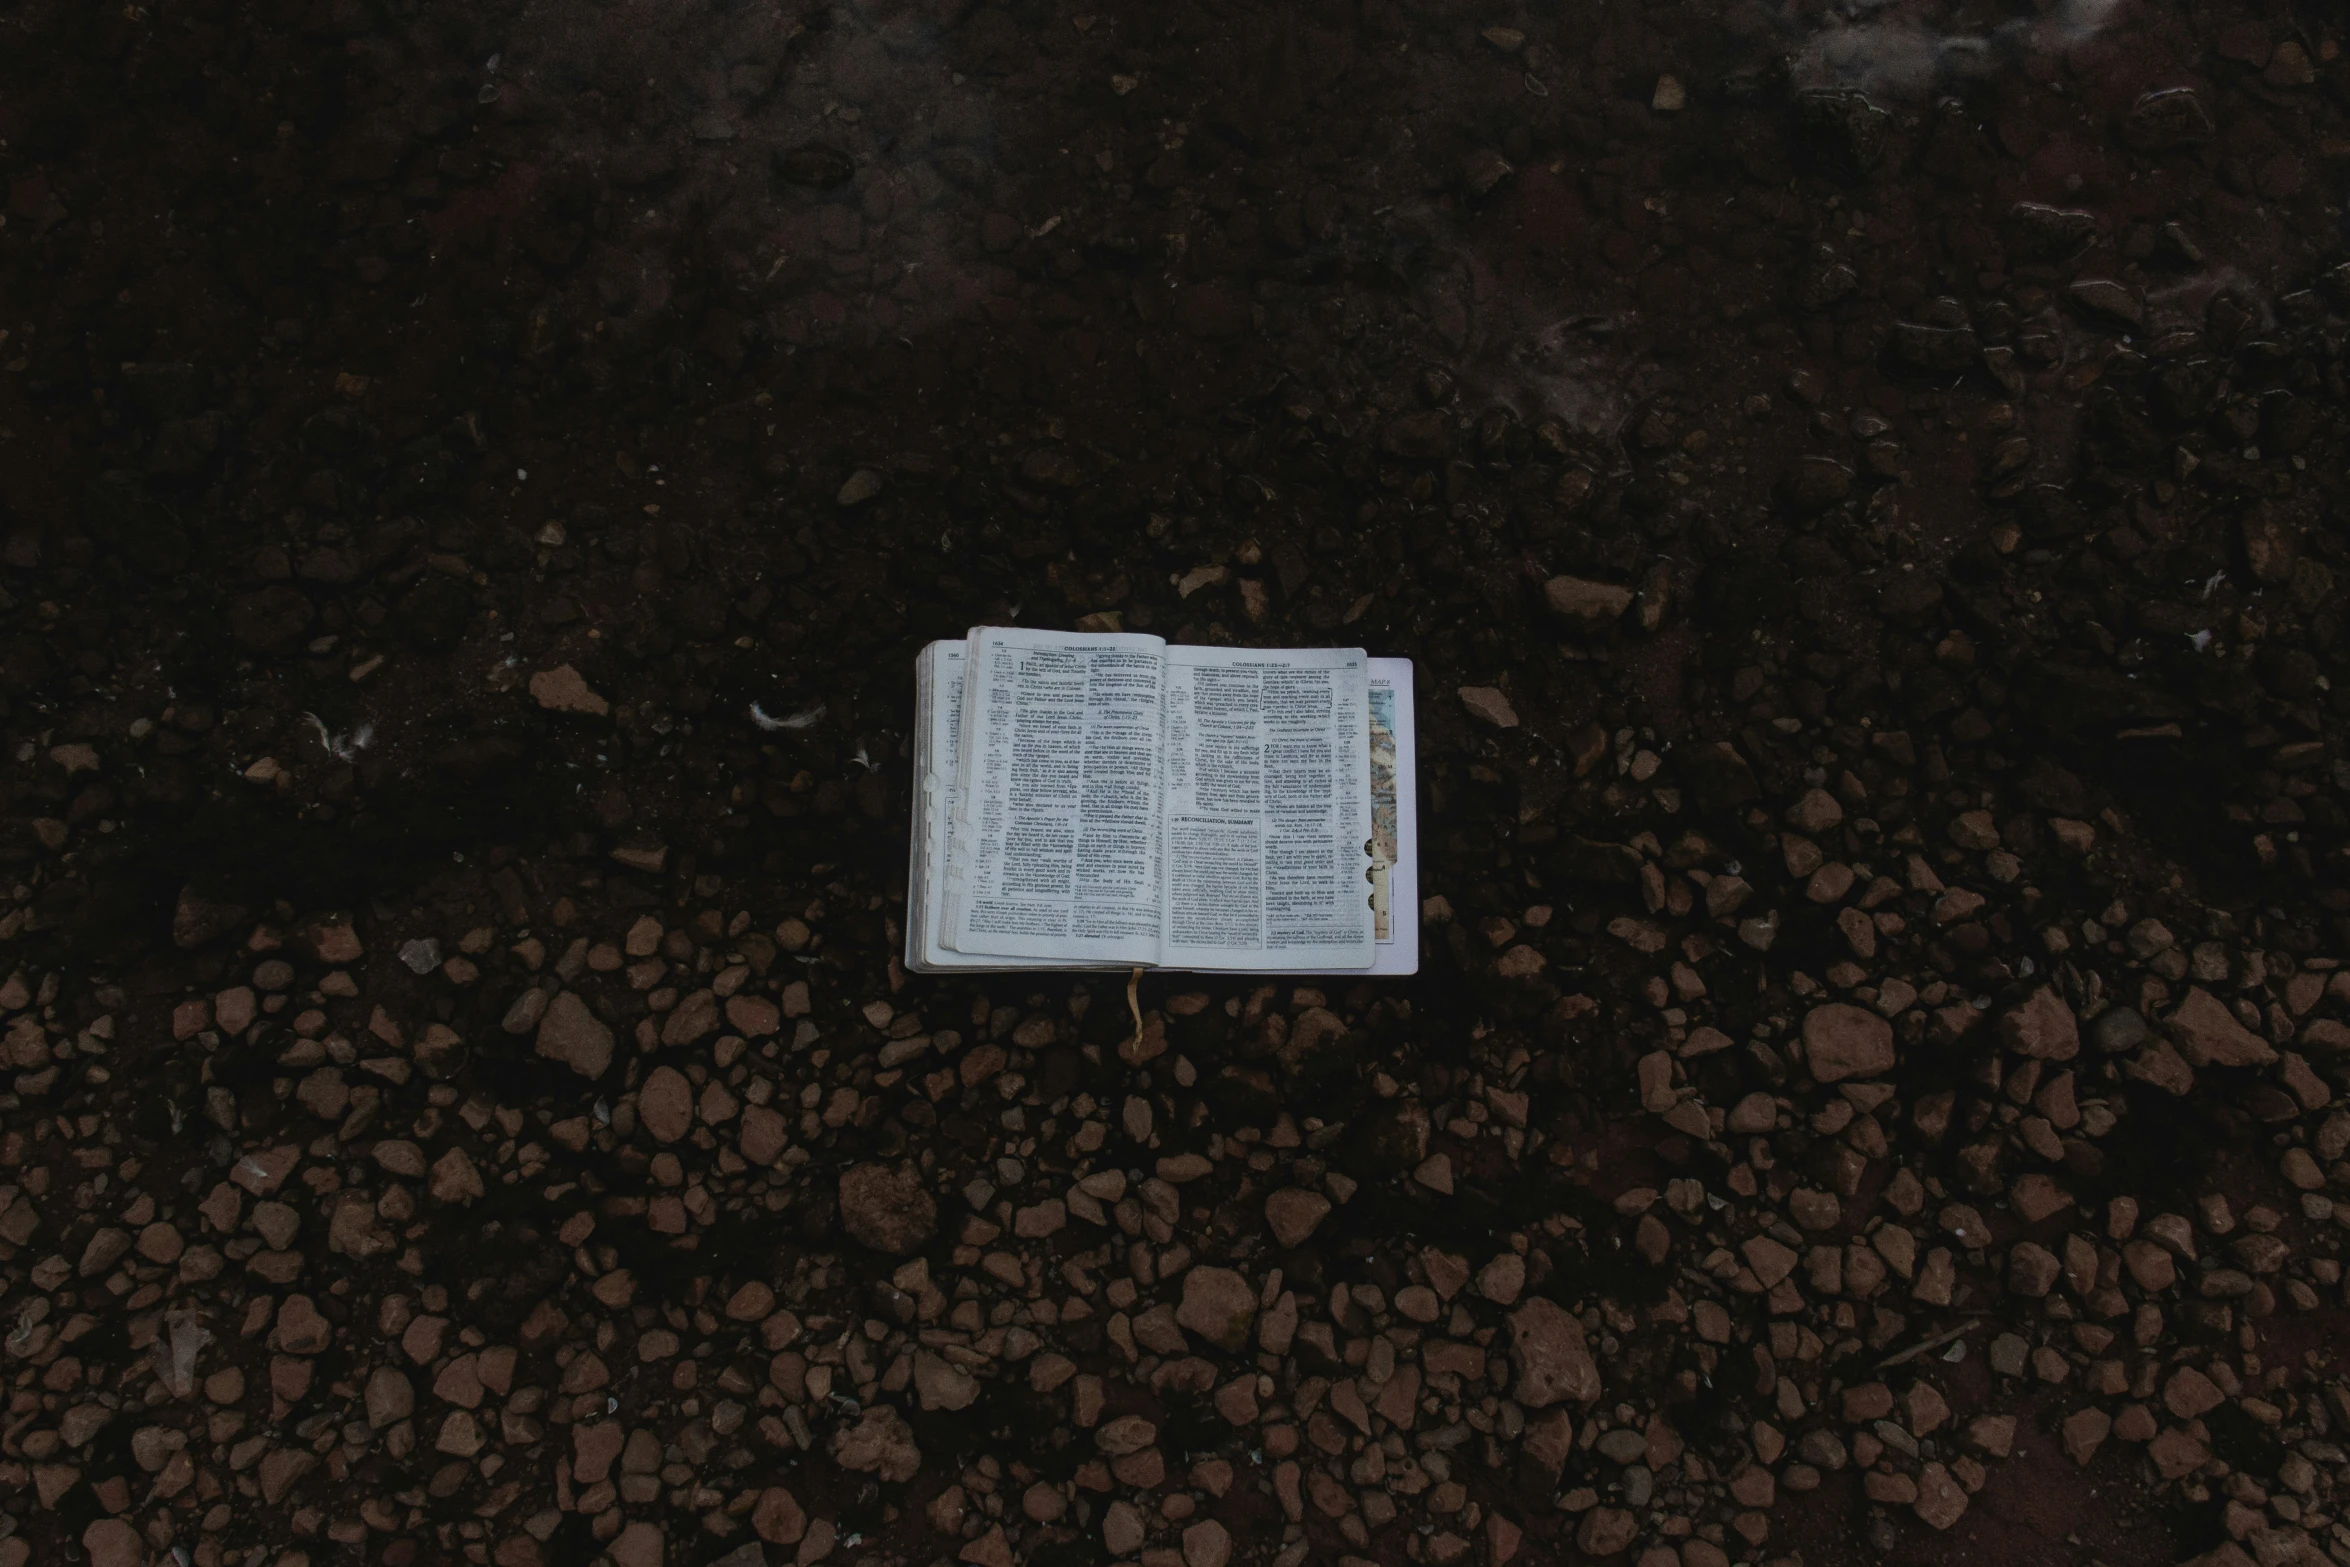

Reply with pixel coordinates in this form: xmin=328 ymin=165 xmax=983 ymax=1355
xmin=908 ymin=627 xmax=1418 ymax=974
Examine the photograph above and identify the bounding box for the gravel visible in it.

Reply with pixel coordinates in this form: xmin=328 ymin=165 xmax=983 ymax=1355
xmin=4 ymin=1 xmax=2350 ymax=1565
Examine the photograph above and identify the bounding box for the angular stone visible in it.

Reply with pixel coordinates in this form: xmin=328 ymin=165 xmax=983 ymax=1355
xmin=429 ymin=1147 xmax=485 ymax=1204
xmin=1182 ymin=1519 xmax=1232 ymax=1567
xmin=660 ymin=989 xmax=720 ymax=1047
xmin=2169 ymin=988 xmax=2276 ymax=1068
xmin=436 ymin=1409 xmax=485 ymax=1456
xmin=1742 ymin=1236 xmax=1799 ymax=1288
xmin=1096 ymin=1416 xmax=1158 ymax=1456
xmin=2008 ymin=1242 xmax=2061 ymax=1296
xmin=739 ymin=1106 xmax=790 ymax=1166
xmin=366 ymin=1367 xmax=413 ymax=1429
xmin=84 ymin=1518 xmax=146 ymax=1567
xmin=536 ymin=992 xmax=613 ymax=1079
xmin=915 ymin=1352 xmax=980 ymax=1412
xmin=271 ymin=1295 xmax=332 ymax=1355
xmin=258 ymin=1447 xmax=315 ymax=1504
xmin=1175 ymin=1268 xmax=1256 ymax=1351
xmin=1265 ymin=1188 xmax=1331 ymax=1248
xmin=528 ymin=665 xmax=608 ymax=716
xmin=1543 ymin=576 xmax=1634 ymax=627
xmin=1510 ymin=1297 xmax=1600 ymax=1407
xmin=573 ymin=1421 xmax=623 ymax=1485
xmin=1477 ymin=1253 xmax=1526 ymax=1305
xmin=1785 ymin=789 xmax=1843 ymax=835
xmin=433 ymin=1355 xmax=485 ymax=1409
xmin=1014 ymin=1200 xmax=1066 ymax=1238
xmin=2062 ymin=1407 xmax=2110 ymax=1465
xmin=1803 ymin=1003 xmax=1895 ymax=1082
xmin=2148 ymin=1427 xmax=2209 ymax=1479
xmin=2126 ymin=1039 xmax=2196 ymax=1095
xmin=2164 ymin=1366 xmax=2224 ymax=1420
xmin=1458 ymin=687 xmax=1520 ymax=729
xmin=2001 ymin=987 xmax=2079 ymax=1060
xmin=1913 ymin=1462 xmax=1968 ymax=1529
xmin=78 ymin=1228 xmax=132 ymax=1278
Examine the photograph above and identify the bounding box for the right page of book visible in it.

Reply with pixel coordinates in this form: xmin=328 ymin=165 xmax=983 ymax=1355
xmin=1158 ymin=644 xmax=1375 ymax=971
xmin=1359 ymin=657 xmax=1420 ymax=975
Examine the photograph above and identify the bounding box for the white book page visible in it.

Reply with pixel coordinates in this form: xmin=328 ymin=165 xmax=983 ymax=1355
xmin=1301 ymin=658 xmax=1418 ymax=976
xmin=912 ymin=641 xmax=1090 ymax=972
xmin=1158 ymin=645 xmax=1374 ymax=971
xmin=944 ymin=626 xmax=1167 ymax=965
xmin=904 ymin=641 xmax=943 ymax=970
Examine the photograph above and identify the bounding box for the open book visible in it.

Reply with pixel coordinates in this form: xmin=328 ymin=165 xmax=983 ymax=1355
xmin=908 ymin=627 xmax=1418 ymax=974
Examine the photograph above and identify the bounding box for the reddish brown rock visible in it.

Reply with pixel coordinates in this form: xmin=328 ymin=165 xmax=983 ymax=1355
xmin=831 ymin=1404 xmax=921 ymax=1481
xmin=2149 ymin=1427 xmax=2210 ymax=1479
xmin=638 ymin=1066 xmax=693 ymax=1143
xmin=724 ymin=994 xmax=780 ymax=1036
xmin=2000 ymin=987 xmax=2079 ymax=1060
xmin=304 ymin=919 xmax=365 ymax=965
xmin=2168 ymin=987 xmax=2277 ymax=1068
xmin=573 ymin=1422 xmax=623 ymax=1484
xmin=839 ymin=1163 xmax=936 ymax=1254
xmin=1478 ymin=1253 xmax=1527 ymax=1304
xmin=2164 ymin=1366 xmax=2224 ymax=1419
xmin=271 ymin=1294 xmax=332 ymax=1355
xmin=739 ymin=1105 xmax=790 ymax=1165
xmin=751 ymin=1487 xmax=807 ymax=1545
xmin=1543 ymin=576 xmax=1634 ymax=626
xmin=1175 ymin=1267 xmax=1258 ymax=1351
xmin=1509 ymin=1297 xmax=1601 ymax=1407
xmin=2125 ymin=1039 xmax=2196 ymax=1095
xmin=535 ymin=992 xmax=613 ymax=1079
xmin=1802 ymin=1003 xmax=1895 ymax=1082
xmin=1785 ymin=788 xmax=1844 ymax=835
xmin=1575 ymin=1507 xmax=1637 ymax=1555
xmin=659 ymin=989 xmax=721 ymax=1047
xmin=2062 ymin=1407 xmax=2111 ymax=1464
xmin=1096 ymin=1415 xmax=1158 ymax=1455
xmin=609 ymin=1522 xmax=663 ymax=1567
xmin=1458 ymin=686 xmax=1520 ymax=728
xmin=528 ymin=664 xmax=609 ymax=716
xmin=365 ymin=1366 xmax=413 ymax=1429
xmin=1265 ymin=1188 xmax=1332 ymax=1247
xmin=1914 ymin=1463 xmax=1969 ymax=1529
xmin=84 ymin=1519 xmax=145 ymax=1567
xmin=1182 ymin=1519 xmax=1233 ymax=1567
xmin=429 ymin=1146 xmax=484 ymax=1203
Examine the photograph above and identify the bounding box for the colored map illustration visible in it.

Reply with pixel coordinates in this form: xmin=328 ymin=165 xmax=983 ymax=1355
xmin=1368 ymin=685 xmax=1398 ymax=941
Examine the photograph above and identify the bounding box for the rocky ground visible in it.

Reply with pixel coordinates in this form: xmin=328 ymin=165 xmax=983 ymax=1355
xmin=5 ymin=0 xmax=2350 ymax=1565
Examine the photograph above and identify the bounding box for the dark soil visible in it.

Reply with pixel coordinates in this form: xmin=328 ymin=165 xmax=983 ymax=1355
xmin=4 ymin=2 xmax=2350 ymax=1567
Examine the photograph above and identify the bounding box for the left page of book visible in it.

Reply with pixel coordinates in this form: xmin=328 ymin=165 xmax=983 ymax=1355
xmin=911 ymin=640 xmax=1088 ymax=971
xmin=943 ymin=626 xmax=1168 ymax=966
